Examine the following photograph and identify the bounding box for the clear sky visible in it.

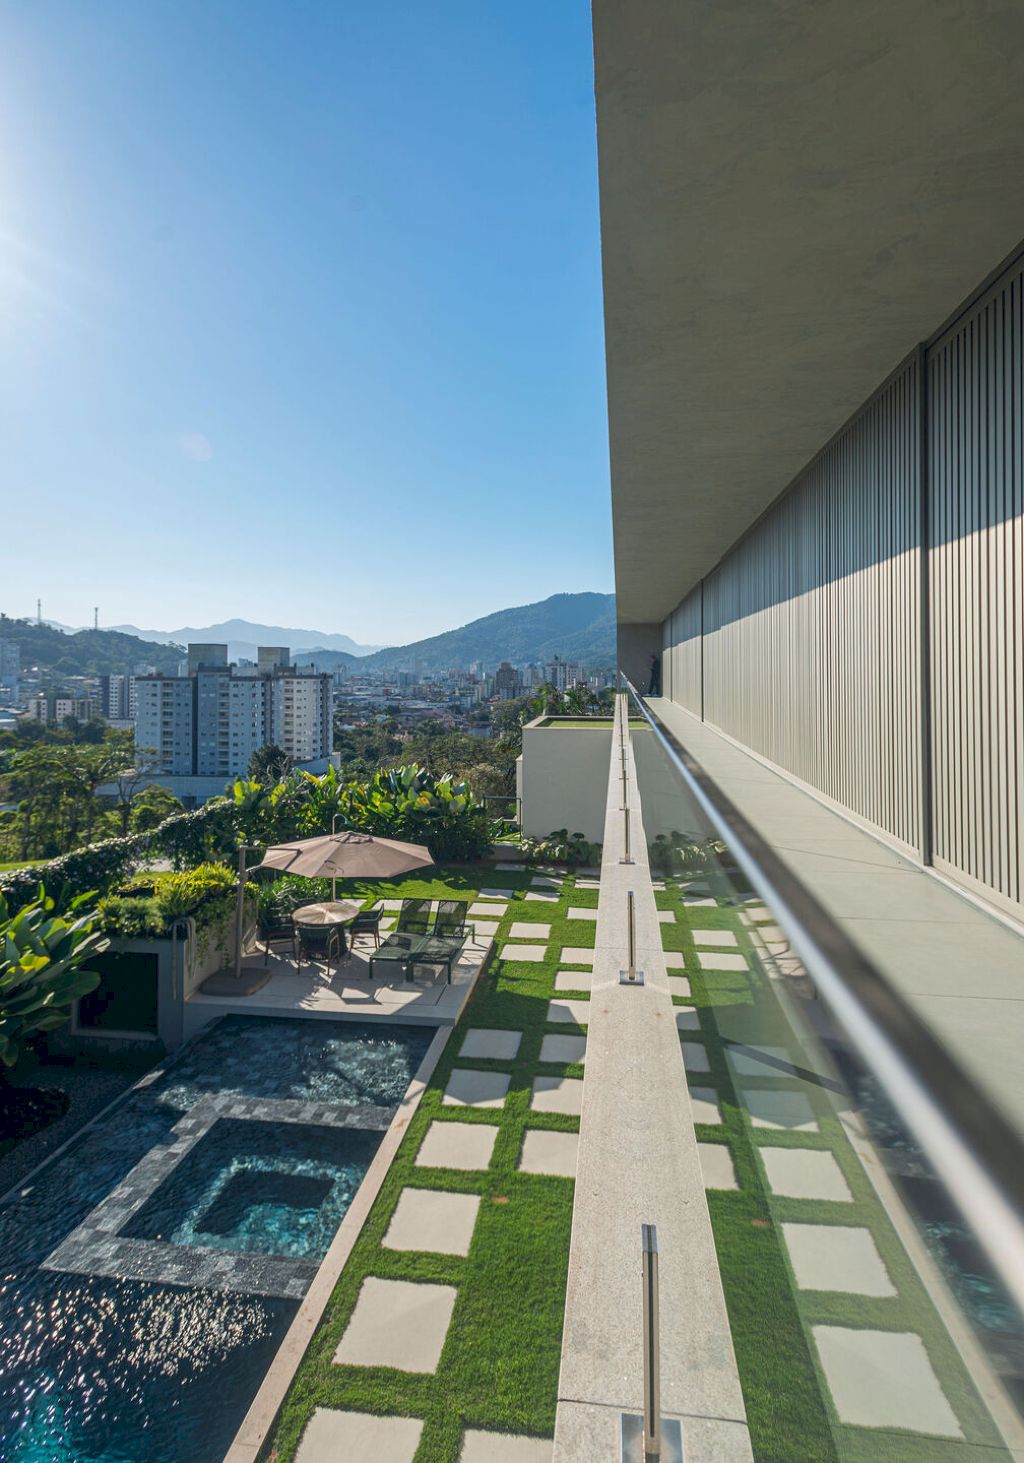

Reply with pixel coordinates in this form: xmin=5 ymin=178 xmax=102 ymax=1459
xmin=0 ymin=1 xmax=611 ymax=646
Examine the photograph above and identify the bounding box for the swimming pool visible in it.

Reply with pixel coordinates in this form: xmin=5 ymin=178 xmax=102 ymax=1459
xmin=0 ymin=1016 xmax=433 ymax=1463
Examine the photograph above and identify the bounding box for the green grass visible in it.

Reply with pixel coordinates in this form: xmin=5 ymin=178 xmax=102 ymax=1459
xmin=0 ymin=858 xmax=46 ymax=872
xmin=268 ymin=866 xmax=595 ymax=1463
xmin=657 ymin=876 xmax=1005 ymax=1462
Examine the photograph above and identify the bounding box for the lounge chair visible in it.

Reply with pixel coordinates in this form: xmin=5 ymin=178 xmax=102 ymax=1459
xmin=395 ymin=897 xmax=432 ymax=935
xmin=368 ymin=931 xmax=420 ymax=980
xmin=433 ymin=900 xmax=474 ymax=941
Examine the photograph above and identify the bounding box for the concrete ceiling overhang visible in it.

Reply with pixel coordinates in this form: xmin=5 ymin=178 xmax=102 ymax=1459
xmin=593 ymin=0 xmax=1024 ymax=625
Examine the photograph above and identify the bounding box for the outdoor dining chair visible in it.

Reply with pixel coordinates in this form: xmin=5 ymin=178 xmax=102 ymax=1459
xmin=296 ymin=922 xmax=342 ymax=969
xmin=349 ymin=904 xmax=384 ymax=948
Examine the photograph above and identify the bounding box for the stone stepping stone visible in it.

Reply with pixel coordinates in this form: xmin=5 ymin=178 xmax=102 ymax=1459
xmin=531 ymin=1074 xmax=584 ymax=1115
xmin=531 ymin=876 xmax=562 ymax=889
xmin=574 ymin=879 xmax=600 ymax=890
xmin=651 ymin=881 xmax=666 ymax=891
xmin=460 ymin=1430 xmax=553 ymax=1461
xmin=656 ymin=910 xmax=675 ymax=923
xmin=683 ymin=896 xmax=716 ymax=907
xmin=692 ymin=929 xmax=738 ymax=947
xmin=555 ymin=969 xmax=592 ymax=992
xmin=689 ymin=1086 xmax=723 ymax=1125
xmin=697 ymin=1142 xmax=739 ymax=1190
xmin=479 ymin=888 xmax=514 ymax=899
xmin=668 ymin=976 xmax=692 ymax=998
xmin=459 ymin=1029 xmax=521 ymax=1061
xmin=680 ymin=1041 xmax=710 ymax=1073
xmin=443 ymin=1068 xmax=511 ymax=1109
xmin=502 ymin=863 xmax=528 ymax=871
xmin=675 ymin=1008 xmax=701 ymax=1032
xmin=517 ymin=1130 xmax=579 ymax=1180
xmin=744 ymin=905 xmax=771 ymax=921
xmin=546 ymin=998 xmax=590 ymax=1026
xmin=754 ymin=924 xmax=786 ymax=943
xmin=560 ymin=947 xmax=594 ymax=965
xmin=383 ymin=1188 xmax=480 ymax=1256
xmin=760 ymin=1147 xmax=852 ymax=1202
xmin=567 ymin=906 xmax=598 ymax=920
xmin=680 ymin=880 xmax=710 ymax=892
xmin=470 ymin=902 xmax=505 ymax=919
xmin=296 ymin=1408 xmax=423 ymax=1462
xmin=416 ymin=1122 xmax=499 ymax=1172
xmin=474 ymin=921 xmax=499 ymax=940
xmin=698 ymin=951 xmax=748 ymax=971
xmin=663 ymin=951 xmax=685 ymax=968
xmin=525 ymin=890 xmax=559 ymax=902
xmin=334 ymin=1277 xmax=456 ymax=1372
xmin=727 ymin=1044 xmax=793 ymax=1077
xmin=509 ymin=922 xmax=552 ymax=939
xmin=540 ymin=1033 xmax=587 ymax=1065
xmin=812 ymin=1327 xmax=962 ymax=1437
xmin=746 ymin=1089 xmax=818 ymax=1132
xmin=500 ymin=944 xmax=547 ymax=962
xmin=380 ymin=899 xmax=404 ymax=911
xmin=782 ymin=1224 xmax=895 ymax=1296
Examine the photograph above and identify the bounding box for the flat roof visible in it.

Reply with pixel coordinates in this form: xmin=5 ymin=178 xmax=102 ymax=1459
xmin=593 ymin=0 xmax=1024 ymax=623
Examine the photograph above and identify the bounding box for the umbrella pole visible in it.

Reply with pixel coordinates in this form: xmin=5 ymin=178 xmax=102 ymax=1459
xmin=234 ymin=844 xmax=249 ymax=981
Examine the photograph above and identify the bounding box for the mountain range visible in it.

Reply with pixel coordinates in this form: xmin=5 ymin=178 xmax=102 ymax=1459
xmin=6 ymin=592 xmax=616 ymax=682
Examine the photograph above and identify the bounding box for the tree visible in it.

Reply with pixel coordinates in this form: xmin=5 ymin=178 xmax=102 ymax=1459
xmin=0 ymin=890 xmax=107 ymax=1069
xmin=129 ymin=784 xmax=185 ymax=832
xmin=249 ymin=743 xmax=293 ymax=783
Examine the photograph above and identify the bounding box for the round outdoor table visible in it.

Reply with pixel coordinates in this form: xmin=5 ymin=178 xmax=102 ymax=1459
xmin=291 ymin=900 xmax=361 ymax=927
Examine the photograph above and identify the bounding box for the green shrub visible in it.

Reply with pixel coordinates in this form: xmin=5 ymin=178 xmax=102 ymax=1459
xmin=522 ymin=830 xmax=599 ymax=867
xmin=95 ymin=894 xmax=165 ymax=938
xmin=154 ymin=862 xmax=235 ymax=917
xmin=0 ymin=890 xmax=107 ymax=1068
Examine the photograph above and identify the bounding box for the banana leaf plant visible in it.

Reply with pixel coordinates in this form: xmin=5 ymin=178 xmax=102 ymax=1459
xmin=0 ymin=889 xmax=108 ymax=1069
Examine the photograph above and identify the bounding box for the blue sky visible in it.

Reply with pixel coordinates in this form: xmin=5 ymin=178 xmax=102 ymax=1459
xmin=0 ymin=1 xmax=610 ymax=645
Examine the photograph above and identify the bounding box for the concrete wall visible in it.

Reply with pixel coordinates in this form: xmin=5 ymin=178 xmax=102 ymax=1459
xmin=517 ymin=719 xmax=614 ymax=846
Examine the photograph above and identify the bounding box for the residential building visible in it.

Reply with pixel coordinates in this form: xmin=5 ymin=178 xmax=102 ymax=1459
xmin=493 ymin=661 xmax=521 ymax=700
xmin=186 ymin=643 xmax=228 ymax=675
xmin=269 ymin=669 xmax=332 ymax=763
xmin=134 ymin=675 xmax=194 ymax=775
xmin=257 ymin=646 xmax=290 ymax=675
xmin=53 ymin=696 xmax=100 ymax=725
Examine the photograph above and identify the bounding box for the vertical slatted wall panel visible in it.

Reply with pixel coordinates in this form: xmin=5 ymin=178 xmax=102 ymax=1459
xmin=663 ymin=588 xmax=702 ymax=713
xmin=928 ymin=261 xmax=1024 ymax=910
xmin=667 ymin=358 xmax=922 ymax=853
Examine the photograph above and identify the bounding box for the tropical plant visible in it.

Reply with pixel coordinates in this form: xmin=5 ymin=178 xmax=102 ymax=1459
xmin=0 ymin=890 xmax=107 ymax=1069
xmin=248 ymin=743 xmax=294 ymax=784
xmin=649 ymin=832 xmax=725 ymax=877
xmin=522 ymin=829 xmax=599 ymax=867
xmin=338 ymin=764 xmax=492 ymax=862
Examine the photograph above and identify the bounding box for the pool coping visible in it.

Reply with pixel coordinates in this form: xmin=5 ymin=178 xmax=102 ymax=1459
xmin=222 ymin=1020 xmax=454 ymax=1463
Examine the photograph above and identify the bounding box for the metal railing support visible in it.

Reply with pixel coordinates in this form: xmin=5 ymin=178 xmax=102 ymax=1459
xmin=619 ymin=890 xmax=644 ymax=985
xmin=642 ymin=1224 xmax=661 ymax=1462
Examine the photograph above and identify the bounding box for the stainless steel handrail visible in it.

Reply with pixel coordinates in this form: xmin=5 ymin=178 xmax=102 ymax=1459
xmin=621 ymin=677 xmax=1024 ymax=1316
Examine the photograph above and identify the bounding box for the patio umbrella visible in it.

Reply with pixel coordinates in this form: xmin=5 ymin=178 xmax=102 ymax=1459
xmin=257 ymin=830 xmax=433 ymax=897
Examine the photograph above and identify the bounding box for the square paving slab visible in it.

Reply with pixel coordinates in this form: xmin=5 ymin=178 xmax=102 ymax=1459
xmin=663 ymin=951 xmax=686 ymax=968
xmin=681 ymin=1040 xmax=711 ymax=1073
xmin=383 ymin=1188 xmax=481 ymax=1256
xmin=688 ymin=1086 xmax=723 ymax=1125
xmin=668 ymin=976 xmax=692 ymax=997
xmin=460 ymin=1029 xmax=522 ymax=1061
xmin=296 ymin=1408 xmax=423 ymax=1462
xmin=698 ymin=1142 xmax=739 ymax=1190
xmin=760 ymin=1146 xmax=852 ymax=1202
xmin=698 ymin=951 xmax=749 ymax=971
xmin=334 ymin=1277 xmax=457 ymax=1373
xmin=540 ymin=1033 xmax=587 ymax=1065
xmin=531 ymin=876 xmax=562 ymax=889
xmin=509 ymin=922 xmax=552 ymax=939
xmin=460 ymin=1429 xmax=554 ymax=1461
xmin=526 ymin=890 xmax=559 ymax=902
xmin=555 ymin=969 xmax=593 ymax=992
xmin=546 ymin=999 xmax=590 ymax=1026
xmin=692 ymin=929 xmax=739 ymax=947
xmin=745 ymin=1088 xmax=818 ymax=1132
xmin=656 ymin=910 xmax=675 ymax=923
xmin=566 ymin=907 xmax=598 ymax=922
xmin=500 ymin=944 xmax=546 ymax=962
xmin=442 ymin=1068 xmax=511 ymax=1109
xmin=744 ymin=906 xmax=771 ymax=921
xmin=519 ymin=1129 xmax=580 ymax=1177
xmin=531 ymin=1074 xmax=584 ymax=1115
xmin=812 ymin=1327 xmax=962 ymax=1436
xmin=479 ymin=888 xmax=514 ymax=899
xmin=474 ymin=921 xmax=499 ymax=940
xmin=675 ymin=1007 xmax=701 ymax=1031
xmin=683 ymin=895 xmax=717 ymax=907
xmin=783 ymin=1224 xmax=895 ymax=1296
xmin=560 ymin=947 xmax=594 ymax=965
xmin=416 ymin=1121 xmax=499 ymax=1171
xmin=469 ymin=902 xmax=505 ymax=919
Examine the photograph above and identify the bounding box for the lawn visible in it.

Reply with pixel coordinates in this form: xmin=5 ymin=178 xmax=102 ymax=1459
xmin=267 ymin=864 xmax=597 ymax=1463
xmin=656 ymin=874 xmax=1005 ymax=1463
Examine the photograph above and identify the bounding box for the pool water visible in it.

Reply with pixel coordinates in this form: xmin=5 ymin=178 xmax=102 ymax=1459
xmin=0 ymin=1016 xmax=432 ymax=1463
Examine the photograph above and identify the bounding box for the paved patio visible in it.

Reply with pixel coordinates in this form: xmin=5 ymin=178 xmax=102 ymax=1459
xmin=183 ymin=927 xmax=492 ymax=1040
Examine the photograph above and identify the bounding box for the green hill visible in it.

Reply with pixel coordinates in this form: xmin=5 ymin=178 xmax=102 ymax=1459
xmin=352 ymin=592 xmax=616 ymax=673
xmin=0 ymin=616 xmax=185 ymax=679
